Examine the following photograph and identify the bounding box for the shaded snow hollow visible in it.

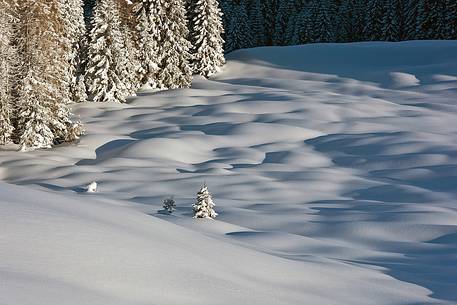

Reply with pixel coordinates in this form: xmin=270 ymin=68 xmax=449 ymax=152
xmin=1 ymin=41 xmax=457 ymax=305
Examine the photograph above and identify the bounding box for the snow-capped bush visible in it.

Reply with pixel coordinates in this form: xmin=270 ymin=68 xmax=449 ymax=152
xmin=193 ymin=185 xmax=217 ymax=219
xmin=86 ymin=181 xmax=98 ymax=193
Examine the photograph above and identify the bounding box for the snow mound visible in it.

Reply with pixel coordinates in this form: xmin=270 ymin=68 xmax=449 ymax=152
xmin=1 ymin=41 xmax=457 ymax=304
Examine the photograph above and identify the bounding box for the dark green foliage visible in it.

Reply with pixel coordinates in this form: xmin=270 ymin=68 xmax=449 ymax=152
xmin=219 ymin=0 xmax=456 ymax=53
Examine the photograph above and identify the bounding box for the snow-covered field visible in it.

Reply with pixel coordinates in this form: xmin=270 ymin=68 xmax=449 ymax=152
xmin=1 ymin=41 xmax=457 ymax=305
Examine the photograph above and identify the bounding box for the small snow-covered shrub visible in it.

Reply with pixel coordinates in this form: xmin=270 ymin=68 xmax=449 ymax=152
xmin=86 ymin=181 xmax=98 ymax=193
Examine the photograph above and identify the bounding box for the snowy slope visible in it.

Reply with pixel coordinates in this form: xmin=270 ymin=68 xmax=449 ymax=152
xmin=1 ymin=41 xmax=457 ymax=305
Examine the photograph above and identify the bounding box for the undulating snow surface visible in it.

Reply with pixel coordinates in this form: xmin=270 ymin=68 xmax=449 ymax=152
xmin=1 ymin=41 xmax=457 ymax=305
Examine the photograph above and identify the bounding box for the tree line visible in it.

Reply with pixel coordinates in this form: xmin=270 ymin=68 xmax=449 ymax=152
xmin=0 ymin=0 xmax=225 ymax=151
xmin=221 ymin=0 xmax=457 ymax=52
xmin=1 ymin=0 xmax=455 ymax=151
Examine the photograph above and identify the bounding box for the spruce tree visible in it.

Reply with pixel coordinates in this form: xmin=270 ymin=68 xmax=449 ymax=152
xmin=308 ymin=0 xmax=336 ymax=43
xmin=337 ymin=0 xmax=366 ymax=42
xmin=224 ymin=2 xmax=253 ymax=53
xmin=187 ymin=0 xmax=225 ymax=77
xmin=193 ymin=185 xmax=218 ymax=219
xmin=132 ymin=0 xmax=161 ymax=87
xmin=404 ymin=0 xmax=419 ymax=40
xmin=16 ymin=0 xmax=82 ymax=150
xmin=290 ymin=9 xmax=313 ymax=45
xmin=118 ymin=0 xmax=142 ymax=93
xmin=274 ymin=0 xmax=297 ymax=45
xmin=445 ymin=0 xmax=457 ymax=39
xmin=416 ymin=0 xmax=436 ymax=39
xmin=248 ymin=0 xmax=266 ymax=46
xmin=85 ymin=0 xmax=132 ymax=103
xmin=0 ymin=0 xmax=16 ymax=144
xmin=382 ymin=0 xmax=403 ymax=41
xmin=155 ymin=0 xmax=192 ymax=89
xmin=219 ymin=0 xmax=232 ymax=47
xmin=163 ymin=197 xmax=176 ymax=214
xmin=64 ymin=0 xmax=87 ymax=103
xmin=364 ymin=0 xmax=386 ymax=41
xmin=262 ymin=0 xmax=278 ymax=45
xmin=433 ymin=0 xmax=448 ymax=39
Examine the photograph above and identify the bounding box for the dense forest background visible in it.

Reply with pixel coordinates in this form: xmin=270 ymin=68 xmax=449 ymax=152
xmin=218 ymin=0 xmax=457 ymax=52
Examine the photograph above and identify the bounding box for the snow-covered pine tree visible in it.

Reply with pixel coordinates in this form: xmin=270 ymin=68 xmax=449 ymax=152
xmin=187 ymin=0 xmax=225 ymax=77
xmin=163 ymin=196 xmax=176 ymax=213
xmin=432 ymin=0 xmax=448 ymax=40
xmin=262 ymin=0 xmax=277 ymax=45
xmin=274 ymin=0 xmax=297 ymax=45
xmin=132 ymin=0 xmax=160 ymax=87
xmin=336 ymin=0 xmax=366 ymax=42
xmin=118 ymin=0 xmax=142 ymax=93
xmin=219 ymin=0 xmax=232 ymax=45
xmin=63 ymin=0 xmax=87 ymax=103
xmin=416 ymin=0 xmax=436 ymax=40
xmin=224 ymin=2 xmax=253 ymax=53
xmin=311 ymin=0 xmax=337 ymax=43
xmin=16 ymin=0 xmax=82 ymax=150
xmin=284 ymin=11 xmax=298 ymax=45
xmin=193 ymin=185 xmax=218 ymax=219
xmin=364 ymin=0 xmax=386 ymax=41
xmin=382 ymin=0 xmax=403 ymax=41
xmin=403 ymin=0 xmax=419 ymax=39
xmin=445 ymin=0 xmax=457 ymax=39
xmin=248 ymin=0 xmax=266 ymax=46
xmin=290 ymin=8 xmax=312 ymax=45
xmin=85 ymin=0 xmax=133 ymax=103
xmin=155 ymin=0 xmax=192 ymax=89
xmin=0 ymin=0 xmax=17 ymax=144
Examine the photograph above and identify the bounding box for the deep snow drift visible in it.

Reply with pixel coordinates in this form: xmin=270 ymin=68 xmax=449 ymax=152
xmin=1 ymin=41 xmax=457 ymax=305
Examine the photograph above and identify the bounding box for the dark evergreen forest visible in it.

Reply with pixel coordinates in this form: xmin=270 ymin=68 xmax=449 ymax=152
xmin=220 ymin=0 xmax=456 ymax=52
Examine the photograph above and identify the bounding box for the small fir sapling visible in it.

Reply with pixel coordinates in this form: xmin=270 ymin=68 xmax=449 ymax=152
xmin=193 ymin=184 xmax=217 ymax=219
xmin=163 ymin=196 xmax=176 ymax=214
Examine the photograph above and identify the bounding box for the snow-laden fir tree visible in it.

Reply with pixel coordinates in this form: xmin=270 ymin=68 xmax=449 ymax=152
xmin=132 ymin=0 xmax=160 ymax=87
xmin=219 ymin=0 xmax=232 ymax=46
xmin=290 ymin=9 xmax=312 ymax=45
xmin=445 ymin=0 xmax=457 ymax=39
xmin=432 ymin=0 xmax=448 ymax=40
xmin=155 ymin=0 xmax=193 ymax=89
xmin=118 ymin=0 xmax=142 ymax=93
xmin=364 ymin=0 xmax=386 ymax=41
xmin=85 ymin=0 xmax=134 ymax=103
xmin=262 ymin=0 xmax=277 ymax=45
xmin=274 ymin=0 xmax=296 ymax=45
xmin=224 ymin=2 xmax=253 ymax=53
xmin=336 ymin=0 xmax=366 ymax=42
xmin=416 ymin=0 xmax=438 ymax=40
xmin=193 ymin=185 xmax=217 ymax=219
xmin=15 ymin=0 xmax=82 ymax=151
xmin=308 ymin=0 xmax=337 ymax=43
xmin=187 ymin=0 xmax=225 ymax=77
xmin=63 ymin=0 xmax=87 ymax=103
xmin=382 ymin=0 xmax=403 ymax=41
xmin=0 ymin=0 xmax=17 ymax=144
xmin=163 ymin=196 xmax=176 ymax=214
xmin=248 ymin=0 xmax=266 ymax=46
xmin=403 ymin=0 xmax=419 ymax=39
